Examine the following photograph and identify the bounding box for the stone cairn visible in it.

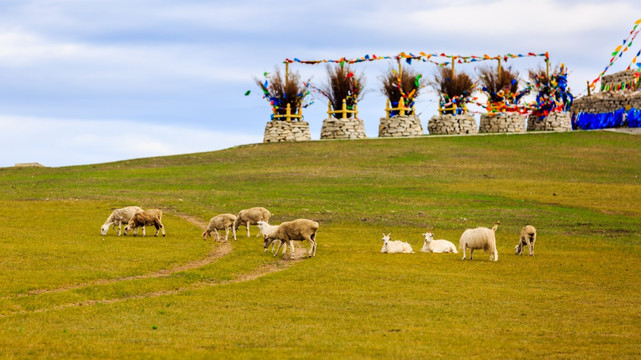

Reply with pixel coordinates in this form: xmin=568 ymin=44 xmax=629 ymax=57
xmin=572 ymin=70 xmax=641 ymax=116
xmin=320 ymin=117 xmax=366 ymax=139
xmin=428 ymin=114 xmax=477 ymax=135
xmin=263 ymin=121 xmax=311 ymax=142
xmin=479 ymin=113 xmax=526 ymax=133
xmin=378 ymin=115 xmax=424 ymax=137
xmin=527 ymin=112 xmax=572 ymax=131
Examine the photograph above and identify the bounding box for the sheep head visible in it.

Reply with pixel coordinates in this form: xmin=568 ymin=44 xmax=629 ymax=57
xmin=422 ymin=232 xmax=434 ymax=243
xmin=100 ymin=225 xmax=109 ymax=236
xmin=381 ymin=233 xmax=391 ymax=243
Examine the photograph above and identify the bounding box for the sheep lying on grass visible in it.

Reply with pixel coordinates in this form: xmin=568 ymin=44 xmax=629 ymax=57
xmin=124 ymin=209 xmax=165 ymax=237
xmin=233 ymin=207 xmax=271 ymax=240
xmin=380 ymin=233 xmax=414 ymax=254
xmin=263 ymin=219 xmax=319 ymax=259
xmin=421 ymin=232 xmax=458 ymax=253
xmin=202 ymin=214 xmax=237 ymax=242
xmin=257 ymin=220 xmax=286 ymax=254
xmin=459 ymin=222 xmax=499 ymax=261
xmin=515 ymin=225 xmax=537 ymax=256
xmin=100 ymin=206 xmax=143 ymax=236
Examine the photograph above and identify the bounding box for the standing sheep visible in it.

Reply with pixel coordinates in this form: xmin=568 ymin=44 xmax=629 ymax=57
xmin=100 ymin=206 xmax=143 ymax=236
xmin=421 ymin=232 xmax=458 ymax=253
xmin=233 ymin=207 xmax=271 ymax=240
xmin=380 ymin=233 xmax=414 ymax=254
xmin=124 ymin=209 xmax=166 ymax=237
xmin=202 ymin=214 xmax=237 ymax=242
xmin=262 ymin=219 xmax=319 ymax=259
xmin=515 ymin=225 xmax=537 ymax=256
xmin=459 ymin=222 xmax=499 ymax=261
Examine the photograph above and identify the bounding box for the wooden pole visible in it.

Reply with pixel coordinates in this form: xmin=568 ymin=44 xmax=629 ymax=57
xmin=497 ymin=58 xmax=502 ymax=84
xmin=546 ymin=57 xmax=550 ymax=80
xmin=587 ymin=81 xmax=591 ymax=96
xmin=285 ymin=62 xmax=289 ymax=83
xmin=451 ymin=57 xmax=456 ymax=79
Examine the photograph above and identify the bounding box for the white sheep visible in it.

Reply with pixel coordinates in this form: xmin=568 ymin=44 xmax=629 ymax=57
xmin=421 ymin=232 xmax=458 ymax=253
xmin=459 ymin=223 xmax=499 ymax=261
xmin=233 ymin=207 xmax=271 ymax=240
xmin=515 ymin=225 xmax=537 ymax=256
xmin=257 ymin=220 xmax=286 ymax=254
xmin=100 ymin=206 xmax=143 ymax=236
xmin=262 ymin=219 xmax=319 ymax=258
xmin=380 ymin=233 xmax=414 ymax=254
xmin=124 ymin=209 xmax=165 ymax=237
xmin=202 ymin=214 xmax=237 ymax=242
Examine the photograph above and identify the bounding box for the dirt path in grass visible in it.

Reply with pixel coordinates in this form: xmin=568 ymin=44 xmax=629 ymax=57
xmin=3 ymin=213 xmax=231 ymax=300
xmin=0 ymin=212 xmax=308 ymax=317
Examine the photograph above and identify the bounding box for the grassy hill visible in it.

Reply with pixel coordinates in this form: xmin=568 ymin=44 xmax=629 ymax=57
xmin=0 ymin=131 xmax=640 ymax=358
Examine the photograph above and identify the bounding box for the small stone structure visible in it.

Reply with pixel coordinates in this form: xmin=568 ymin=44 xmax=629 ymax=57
xmin=600 ymin=69 xmax=639 ymax=91
xmin=263 ymin=121 xmax=311 ymax=143
xmin=14 ymin=162 xmax=45 ymax=168
xmin=320 ymin=117 xmax=367 ymax=139
xmin=378 ymin=115 xmax=423 ymax=137
xmin=427 ymin=114 xmax=477 ymax=135
xmin=479 ymin=113 xmax=526 ymax=133
xmin=527 ymin=112 xmax=572 ymax=131
xmin=572 ymin=91 xmax=641 ymax=114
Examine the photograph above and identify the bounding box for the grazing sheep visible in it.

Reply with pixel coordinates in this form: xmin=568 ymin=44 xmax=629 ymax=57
xmin=421 ymin=232 xmax=458 ymax=253
xmin=459 ymin=222 xmax=499 ymax=261
xmin=262 ymin=219 xmax=319 ymax=258
xmin=257 ymin=220 xmax=286 ymax=254
xmin=515 ymin=225 xmax=537 ymax=256
xmin=124 ymin=209 xmax=165 ymax=237
xmin=202 ymin=214 xmax=237 ymax=242
xmin=380 ymin=233 xmax=414 ymax=254
xmin=233 ymin=207 xmax=271 ymax=240
xmin=100 ymin=206 xmax=143 ymax=236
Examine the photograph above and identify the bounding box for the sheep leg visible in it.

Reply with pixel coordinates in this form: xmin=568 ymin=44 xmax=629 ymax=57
xmin=142 ymin=226 xmax=146 ymax=237
xmin=273 ymin=240 xmax=284 ymax=257
xmin=492 ymin=250 xmax=498 ymax=262
xmin=158 ymin=220 xmax=166 ymax=237
xmin=246 ymin=222 xmax=250 ymax=238
xmin=469 ymin=249 xmax=474 ymax=260
xmin=214 ymin=229 xmax=220 ymax=242
xmin=529 ymin=237 xmax=535 ymax=256
xmin=283 ymin=241 xmax=289 ymax=255
xmin=461 ymin=245 xmax=467 ymax=260
xmin=224 ymin=228 xmax=230 ymax=242
xmin=116 ymin=222 xmax=122 ymax=236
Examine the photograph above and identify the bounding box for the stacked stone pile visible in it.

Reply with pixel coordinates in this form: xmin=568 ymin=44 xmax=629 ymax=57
xmin=527 ymin=112 xmax=572 ymax=131
xmin=479 ymin=113 xmax=526 ymax=133
xmin=427 ymin=114 xmax=477 ymax=135
xmin=378 ymin=115 xmax=424 ymax=137
xmin=320 ymin=117 xmax=367 ymax=139
xmin=600 ymin=69 xmax=638 ymax=91
xmin=572 ymin=91 xmax=641 ymax=114
xmin=263 ymin=121 xmax=311 ymax=142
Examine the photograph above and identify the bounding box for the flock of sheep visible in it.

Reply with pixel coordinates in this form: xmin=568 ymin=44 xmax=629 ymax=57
xmin=100 ymin=206 xmax=319 ymax=259
xmin=100 ymin=206 xmax=537 ymax=261
xmin=381 ymin=222 xmax=538 ymax=261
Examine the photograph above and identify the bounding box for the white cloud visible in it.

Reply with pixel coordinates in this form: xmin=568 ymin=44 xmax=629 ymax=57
xmin=0 ymin=115 xmax=261 ymax=167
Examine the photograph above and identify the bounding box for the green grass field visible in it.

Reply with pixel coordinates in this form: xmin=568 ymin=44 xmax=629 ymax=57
xmin=0 ymin=131 xmax=640 ymax=359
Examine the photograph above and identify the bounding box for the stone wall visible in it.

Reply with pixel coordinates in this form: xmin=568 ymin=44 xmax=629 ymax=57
xmin=263 ymin=121 xmax=311 ymax=143
xmin=427 ymin=114 xmax=477 ymax=135
xmin=320 ymin=117 xmax=367 ymax=139
xmin=479 ymin=113 xmax=526 ymax=133
xmin=378 ymin=115 xmax=423 ymax=137
xmin=527 ymin=112 xmax=572 ymax=131
xmin=572 ymin=91 xmax=641 ymax=114
xmin=600 ymin=69 xmax=638 ymax=91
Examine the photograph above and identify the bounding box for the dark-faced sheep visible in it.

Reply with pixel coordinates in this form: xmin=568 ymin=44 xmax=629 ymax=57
xmin=459 ymin=222 xmax=499 ymax=261
xmin=124 ymin=209 xmax=165 ymax=237
xmin=262 ymin=219 xmax=319 ymax=259
xmin=515 ymin=225 xmax=537 ymax=256
xmin=202 ymin=214 xmax=237 ymax=242
xmin=100 ymin=206 xmax=143 ymax=236
xmin=233 ymin=207 xmax=271 ymax=240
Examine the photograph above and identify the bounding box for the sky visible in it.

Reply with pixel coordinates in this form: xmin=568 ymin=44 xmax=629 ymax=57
xmin=0 ymin=0 xmax=639 ymax=167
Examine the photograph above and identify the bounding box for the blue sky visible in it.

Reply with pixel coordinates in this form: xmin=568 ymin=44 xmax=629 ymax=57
xmin=0 ymin=0 xmax=639 ymax=167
